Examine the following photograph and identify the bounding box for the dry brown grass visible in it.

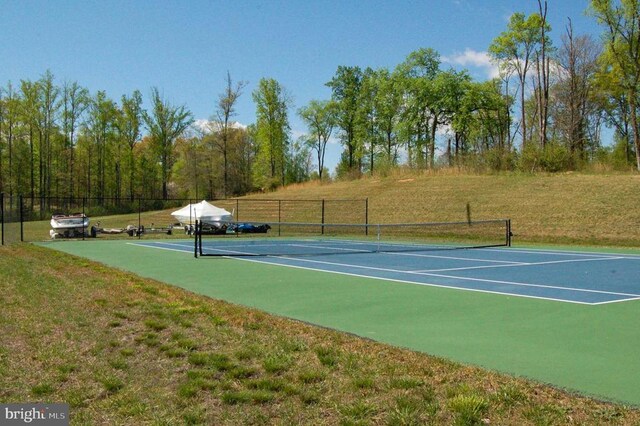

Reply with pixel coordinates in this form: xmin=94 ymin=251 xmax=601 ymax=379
xmin=246 ymin=172 xmax=640 ymax=247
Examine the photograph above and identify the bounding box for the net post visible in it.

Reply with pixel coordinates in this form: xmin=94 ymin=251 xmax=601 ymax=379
xmin=278 ymin=200 xmax=281 ymax=237
xmin=194 ymin=220 xmax=199 ymax=258
xmin=376 ymin=223 xmax=381 ymax=253
xmin=507 ymin=219 xmax=512 ymax=247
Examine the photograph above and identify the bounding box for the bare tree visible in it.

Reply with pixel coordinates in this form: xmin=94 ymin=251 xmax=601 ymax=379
xmin=61 ymin=81 xmax=89 ymax=197
xmin=535 ymin=0 xmax=552 ymax=148
xmin=554 ymin=19 xmax=601 ymax=157
xmin=215 ymin=72 xmax=247 ymax=197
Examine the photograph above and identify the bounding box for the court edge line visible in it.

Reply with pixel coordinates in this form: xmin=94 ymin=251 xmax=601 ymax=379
xmin=481 ymin=247 xmax=640 ymax=259
xmin=413 ymin=256 xmax=624 ymax=273
xmin=276 ymin=256 xmax=640 ymax=298
xmin=228 ymin=256 xmax=599 ymax=306
xmin=591 ymin=296 xmax=640 ymax=305
xmin=127 ymin=242 xmax=195 ymax=254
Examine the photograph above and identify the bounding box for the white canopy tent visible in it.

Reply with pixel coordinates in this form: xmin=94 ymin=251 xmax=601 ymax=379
xmin=171 ymin=200 xmax=234 ymax=225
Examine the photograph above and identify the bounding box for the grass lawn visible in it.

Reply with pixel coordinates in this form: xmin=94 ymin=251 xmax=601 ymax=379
xmin=2 ymin=243 xmax=639 ymax=425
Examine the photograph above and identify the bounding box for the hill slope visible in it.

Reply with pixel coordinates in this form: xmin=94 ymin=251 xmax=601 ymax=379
xmin=248 ymin=172 xmax=640 ymax=247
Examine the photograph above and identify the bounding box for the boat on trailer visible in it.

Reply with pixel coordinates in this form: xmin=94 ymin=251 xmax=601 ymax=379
xmin=171 ymin=200 xmax=234 ymax=234
xmin=50 ymin=213 xmax=90 ymax=239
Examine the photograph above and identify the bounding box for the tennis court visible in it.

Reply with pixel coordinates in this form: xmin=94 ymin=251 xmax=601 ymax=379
xmin=43 ymin=234 xmax=640 ymax=406
xmin=135 ymin=237 xmax=640 ymax=305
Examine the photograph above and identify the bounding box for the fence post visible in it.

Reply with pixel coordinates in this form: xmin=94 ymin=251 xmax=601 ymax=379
xmin=365 ymin=198 xmax=369 ymax=236
xmin=321 ymin=199 xmax=325 ymax=235
xmin=19 ymin=195 xmax=24 ymax=242
xmin=138 ymin=198 xmax=142 ymax=240
xmin=1 ymin=193 xmax=4 ymax=246
xmin=278 ymin=200 xmax=281 ymax=236
xmin=82 ymin=197 xmax=86 ymax=241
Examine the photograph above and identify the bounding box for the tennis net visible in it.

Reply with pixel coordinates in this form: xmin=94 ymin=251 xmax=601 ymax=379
xmin=195 ymin=219 xmax=511 ymax=257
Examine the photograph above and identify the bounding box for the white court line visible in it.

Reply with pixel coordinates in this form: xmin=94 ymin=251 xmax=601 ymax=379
xmin=481 ymin=247 xmax=640 ymax=259
xmin=290 ymin=243 xmax=371 ymax=253
xmin=270 ymin=256 xmax=640 ymax=298
xmin=139 ymin=241 xmax=262 ymax=256
xmin=386 ymin=251 xmax=523 ymax=264
xmin=128 ymin=240 xmax=640 ymax=305
xmin=230 ymin=256 xmax=598 ymax=306
xmin=127 ymin=242 xmax=194 ymax=254
xmin=415 ymin=256 xmax=624 ymax=273
xmin=591 ymin=296 xmax=640 ymax=305
xmin=293 ymin=243 xmax=525 ymax=264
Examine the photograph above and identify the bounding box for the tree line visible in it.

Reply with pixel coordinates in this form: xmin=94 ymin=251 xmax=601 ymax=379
xmin=321 ymin=0 xmax=640 ymax=176
xmin=0 ymin=0 xmax=638 ymax=204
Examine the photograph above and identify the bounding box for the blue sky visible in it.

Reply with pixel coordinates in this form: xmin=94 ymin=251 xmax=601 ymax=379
xmin=1 ymin=0 xmax=601 ymax=171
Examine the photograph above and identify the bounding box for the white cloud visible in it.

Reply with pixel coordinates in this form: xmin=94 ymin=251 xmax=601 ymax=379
xmin=193 ymin=119 xmax=247 ymax=134
xmin=442 ymin=49 xmax=500 ymax=80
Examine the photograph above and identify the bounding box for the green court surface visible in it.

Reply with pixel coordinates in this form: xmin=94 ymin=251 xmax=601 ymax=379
xmin=42 ymin=239 xmax=640 ymax=406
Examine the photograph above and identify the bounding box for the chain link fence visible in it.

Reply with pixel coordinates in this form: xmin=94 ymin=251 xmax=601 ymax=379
xmin=0 ymin=194 xmax=368 ymax=244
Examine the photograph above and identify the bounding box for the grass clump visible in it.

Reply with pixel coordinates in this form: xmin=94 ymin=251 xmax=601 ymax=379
xmin=315 ymin=346 xmax=340 ymax=367
xmin=99 ymin=375 xmax=124 ymax=394
xmin=144 ymin=318 xmax=168 ymax=331
xmin=31 ymin=383 xmax=55 ymax=396
xmin=262 ymin=353 xmax=292 ymax=374
xmin=448 ymin=394 xmax=489 ymax=426
xmin=339 ymin=400 xmax=378 ymax=423
xmin=298 ymin=368 xmax=326 ymax=384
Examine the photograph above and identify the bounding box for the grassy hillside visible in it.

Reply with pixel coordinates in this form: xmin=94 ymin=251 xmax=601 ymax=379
xmin=248 ymin=171 xmax=640 ymax=247
xmin=2 ymin=244 xmax=639 ymax=425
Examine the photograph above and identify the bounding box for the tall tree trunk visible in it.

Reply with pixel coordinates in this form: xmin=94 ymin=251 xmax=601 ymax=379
xmin=129 ymin=148 xmax=135 ymax=201
xmin=520 ymin=79 xmax=527 ymax=148
xmin=631 ymin=94 xmax=640 ymax=171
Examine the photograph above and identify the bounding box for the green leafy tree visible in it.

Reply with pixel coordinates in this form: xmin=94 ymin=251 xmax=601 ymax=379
xmin=358 ymin=67 xmax=379 ymax=174
xmin=143 ymin=87 xmax=193 ymax=199
xmin=1 ymin=83 xmax=21 ymax=197
xmin=84 ymin=91 xmax=118 ymax=200
xmin=117 ymin=90 xmax=144 ymax=200
xmin=298 ymin=100 xmax=337 ymax=180
xmin=394 ymin=48 xmax=442 ymax=168
xmin=590 ymin=0 xmax=640 ymax=170
xmin=19 ymin=80 xmax=41 ymax=201
xmin=252 ymin=78 xmax=291 ymax=189
xmin=37 ymin=70 xmax=59 ymax=205
xmin=593 ymin=55 xmax=634 ymax=164
xmin=489 ymin=12 xmax=544 ymax=147
xmin=374 ymin=69 xmax=403 ymax=163
xmin=286 ymin=137 xmax=312 ymax=184
xmin=326 ymin=66 xmax=364 ymax=173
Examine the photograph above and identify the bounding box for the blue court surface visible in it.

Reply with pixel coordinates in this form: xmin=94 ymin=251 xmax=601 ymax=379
xmin=131 ymin=238 xmax=640 ymax=305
